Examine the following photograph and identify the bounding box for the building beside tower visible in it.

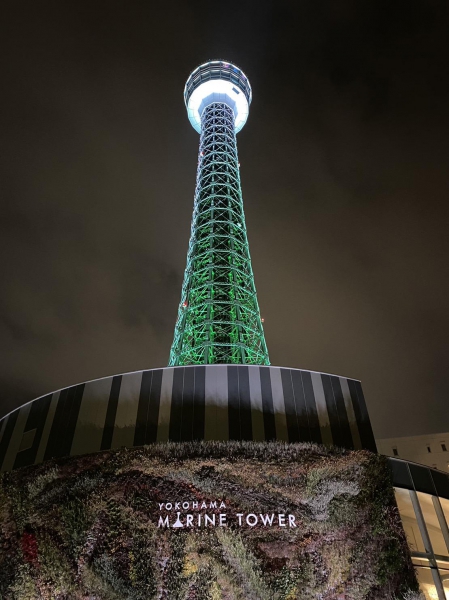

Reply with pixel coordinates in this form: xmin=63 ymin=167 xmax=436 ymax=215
xmin=0 ymin=60 xmax=447 ymax=599
xmin=378 ymin=432 xmax=449 ymax=472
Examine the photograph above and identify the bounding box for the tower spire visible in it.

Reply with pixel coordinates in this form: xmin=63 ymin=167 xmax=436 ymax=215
xmin=169 ymin=60 xmax=269 ymax=366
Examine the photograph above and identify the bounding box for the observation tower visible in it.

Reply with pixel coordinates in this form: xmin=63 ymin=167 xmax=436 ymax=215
xmin=169 ymin=60 xmax=269 ymax=366
xmin=0 ymin=60 xmax=431 ymax=600
xmin=0 ymin=61 xmax=376 ymax=474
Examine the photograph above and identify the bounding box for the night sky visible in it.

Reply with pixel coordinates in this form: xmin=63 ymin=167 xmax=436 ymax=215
xmin=1 ymin=0 xmax=449 ymax=438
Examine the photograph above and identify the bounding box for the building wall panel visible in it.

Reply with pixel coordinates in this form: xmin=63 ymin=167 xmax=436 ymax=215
xmin=0 ymin=366 xmax=375 ymax=472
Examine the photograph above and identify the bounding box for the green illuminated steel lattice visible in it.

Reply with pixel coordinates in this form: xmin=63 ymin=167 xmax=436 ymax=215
xmin=169 ymin=103 xmax=269 ymax=365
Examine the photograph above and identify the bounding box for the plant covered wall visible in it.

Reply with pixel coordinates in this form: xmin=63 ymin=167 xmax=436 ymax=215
xmin=0 ymin=441 xmax=418 ymax=599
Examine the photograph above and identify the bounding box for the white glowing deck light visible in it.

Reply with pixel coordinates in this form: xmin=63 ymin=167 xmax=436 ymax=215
xmin=184 ymin=60 xmax=252 ymax=134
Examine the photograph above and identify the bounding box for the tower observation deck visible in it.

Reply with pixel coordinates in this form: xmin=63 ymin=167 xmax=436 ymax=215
xmin=169 ymin=60 xmax=270 ymax=366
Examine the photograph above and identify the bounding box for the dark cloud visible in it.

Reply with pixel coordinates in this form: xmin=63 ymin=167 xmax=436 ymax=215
xmin=0 ymin=0 xmax=448 ymax=437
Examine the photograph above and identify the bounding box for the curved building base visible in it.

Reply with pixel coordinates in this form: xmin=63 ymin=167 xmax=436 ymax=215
xmin=0 ymin=365 xmax=376 ymax=473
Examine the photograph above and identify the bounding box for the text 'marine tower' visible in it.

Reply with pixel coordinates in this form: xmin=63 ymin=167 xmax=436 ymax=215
xmin=169 ymin=60 xmax=269 ymax=366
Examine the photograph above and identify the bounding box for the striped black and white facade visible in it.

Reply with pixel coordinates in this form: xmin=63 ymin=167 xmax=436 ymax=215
xmin=0 ymin=365 xmax=376 ymax=472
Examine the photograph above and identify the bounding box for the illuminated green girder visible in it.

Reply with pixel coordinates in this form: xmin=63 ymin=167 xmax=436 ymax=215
xmin=169 ymin=102 xmax=270 ymax=366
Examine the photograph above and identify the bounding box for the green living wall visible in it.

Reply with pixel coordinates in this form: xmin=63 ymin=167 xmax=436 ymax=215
xmin=0 ymin=441 xmax=419 ymax=599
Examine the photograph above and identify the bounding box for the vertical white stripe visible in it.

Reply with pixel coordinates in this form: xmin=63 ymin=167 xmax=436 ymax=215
xmin=311 ymin=372 xmax=333 ymax=446
xmin=204 ymin=365 xmax=229 ymax=441
xmin=18 ymin=429 xmax=36 ymax=452
xmin=111 ymin=372 xmax=142 ymax=449
xmin=270 ymin=367 xmax=288 ymax=442
xmin=1 ymin=404 xmax=32 ymax=472
xmin=35 ymin=392 xmax=60 ymax=465
xmin=340 ymin=378 xmax=362 ymax=450
xmin=248 ymin=366 xmax=264 ymax=441
xmin=215 ymin=365 xmax=229 ymax=441
xmin=71 ymin=377 xmax=113 ymax=456
xmin=157 ymin=368 xmax=174 ymax=442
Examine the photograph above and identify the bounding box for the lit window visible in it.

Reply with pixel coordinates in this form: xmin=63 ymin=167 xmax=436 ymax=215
xmin=396 ymin=488 xmax=449 ymax=597
xmin=392 ymin=447 xmax=398 ymax=456
xmin=442 ymin=444 xmax=447 ymax=452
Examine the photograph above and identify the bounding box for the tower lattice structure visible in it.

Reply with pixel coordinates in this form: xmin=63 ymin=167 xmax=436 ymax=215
xmin=169 ymin=61 xmax=269 ymax=366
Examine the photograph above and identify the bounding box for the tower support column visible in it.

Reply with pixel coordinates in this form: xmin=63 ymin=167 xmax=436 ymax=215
xmin=169 ymin=99 xmax=269 ymax=366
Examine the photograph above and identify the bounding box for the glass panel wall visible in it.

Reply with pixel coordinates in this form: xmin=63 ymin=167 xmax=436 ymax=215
xmin=395 ymin=488 xmax=425 ymax=552
xmin=417 ymin=492 xmax=448 ymax=556
xmin=395 ymin=487 xmax=449 ymax=600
